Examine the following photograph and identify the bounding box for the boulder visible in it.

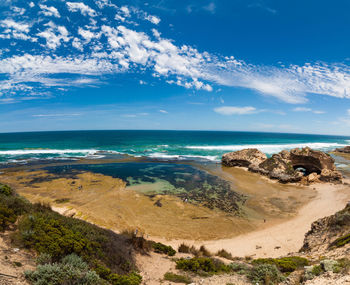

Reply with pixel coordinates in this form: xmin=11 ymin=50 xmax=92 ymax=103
xmin=307 ymin=172 xmax=320 ymax=183
xmin=222 ymin=148 xmax=267 ymax=167
xmin=319 ymin=168 xmax=342 ymax=182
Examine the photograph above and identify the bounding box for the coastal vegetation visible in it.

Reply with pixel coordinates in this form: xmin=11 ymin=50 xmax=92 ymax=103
xmin=163 ymin=272 xmax=192 ymax=283
xmin=0 ymin=183 xmax=141 ymax=285
xmin=251 ymin=256 xmax=309 ymax=273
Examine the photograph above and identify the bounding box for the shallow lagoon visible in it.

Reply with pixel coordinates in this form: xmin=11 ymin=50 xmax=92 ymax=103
xmin=43 ymin=162 xmax=246 ymax=214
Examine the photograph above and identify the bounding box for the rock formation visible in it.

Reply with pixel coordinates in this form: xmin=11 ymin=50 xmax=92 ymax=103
xmin=221 ymin=148 xmax=267 ymax=167
xmin=300 ymin=204 xmax=350 ymax=257
xmin=222 ymin=147 xmax=342 ymax=183
xmin=334 ymin=146 xmax=350 ymax=153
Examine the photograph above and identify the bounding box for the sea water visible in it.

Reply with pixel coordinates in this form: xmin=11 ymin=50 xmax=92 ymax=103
xmin=0 ymin=130 xmax=349 ymax=164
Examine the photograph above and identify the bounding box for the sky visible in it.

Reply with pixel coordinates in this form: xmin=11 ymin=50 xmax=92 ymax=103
xmin=0 ymin=0 xmax=350 ymax=135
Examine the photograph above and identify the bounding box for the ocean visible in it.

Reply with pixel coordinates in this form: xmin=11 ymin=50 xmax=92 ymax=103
xmin=0 ymin=130 xmax=349 ymax=164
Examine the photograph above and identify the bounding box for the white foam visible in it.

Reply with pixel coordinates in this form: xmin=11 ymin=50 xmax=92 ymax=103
xmin=0 ymin=149 xmax=98 ymax=155
xmin=147 ymin=152 xmax=218 ymax=161
xmin=185 ymin=142 xmax=347 ymax=154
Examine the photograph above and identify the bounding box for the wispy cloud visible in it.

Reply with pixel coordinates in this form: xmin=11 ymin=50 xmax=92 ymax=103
xmin=293 ymin=107 xmax=325 ymax=114
xmin=32 ymin=113 xmax=81 ymax=117
xmin=248 ymin=2 xmax=277 ymax=14
xmin=159 ymin=110 xmax=168 ymax=113
xmin=214 ymin=106 xmax=257 ymax=115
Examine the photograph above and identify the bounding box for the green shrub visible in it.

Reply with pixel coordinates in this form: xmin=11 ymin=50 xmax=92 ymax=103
xmin=36 ymin=253 xmax=52 ymax=265
xmin=0 ymin=205 xmax=17 ymax=231
xmin=311 ymin=265 xmax=323 ymax=276
xmin=25 ymin=253 xmax=102 ymax=285
xmin=0 ymin=186 xmax=32 ymax=231
xmin=17 ymin=212 xmax=94 ymax=260
xmin=152 ymin=242 xmax=176 ymax=256
xmin=248 ymin=264 xmax=285 ymax=285
xmin=252 ymin=256 xmax=309 ymax=273
xmin=108 ymin=272 xmax=142 ymax=285
xmin=164 ymin=272 xmax=192 ymax=284
xmin=229 ymin=262 xmax=251 ymax=275
xmin=0 ymin=184 xmax=13 ymax=196
xmin=330 ymin=233 xmax=350 ymax=248
xmin=176 ymin=257 xmax=231 ymax=274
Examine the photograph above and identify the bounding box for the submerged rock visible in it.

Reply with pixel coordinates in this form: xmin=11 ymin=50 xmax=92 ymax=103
xmin=221 ymin=148 xmax=267 ymax=167
xmin=222 ymin=147 xmax=342 ymax=184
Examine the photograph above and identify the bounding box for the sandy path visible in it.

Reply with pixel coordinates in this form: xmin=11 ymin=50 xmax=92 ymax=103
xmin=155 ymin=182 xmax=350 ymax=258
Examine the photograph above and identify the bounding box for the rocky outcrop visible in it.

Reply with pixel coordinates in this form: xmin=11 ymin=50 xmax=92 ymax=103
xmin=222 ymin=148 xmax=267 ymax=167
xmin=222 ymin=147 xmax=342 ymax=183
xmin=334 ymin=146 xmax=350 ymax=153
xmin=300 ymin=205 xmax=350 ymax=257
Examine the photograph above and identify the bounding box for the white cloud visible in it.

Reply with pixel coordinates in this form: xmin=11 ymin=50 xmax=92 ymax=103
xmin=39 ymin=4 xmax=60 ymax=18
xmin=159 ymin=110 xmax=168 ymax=113
xmin=203 ymin=2 xmax=216 ymax=14
xmin=2 ymin=2 xmax=350 ymax=104
xmin=66 ymin=2 xmax=97 ymax=17
xmin=29 ymin=2 xmax=35 ymax=8
xmin=145 ymin=15 xmax=160 ymax=25
xmin=293 ymin=107 xmax=325 ymax=114
xmin=37 ymin=22 xmax=70 ymax=49
xmin=78 ymin=28 xmax=100 ymax=42
xmin=293 ymin=107 xmax=312 ymax=112
xmin=33 ymin=113 xmax=81 ymax=117
xmin=214 ymin=106 xmax=257 ymax=115
xmin=1 ymin=19 xmax=30 ymax=33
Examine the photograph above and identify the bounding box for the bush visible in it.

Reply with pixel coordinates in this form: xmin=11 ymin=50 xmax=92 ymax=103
xmin=229 ymin=262 xmax=251 ymax=275
xmin=330 ymin=233 xmax=350 ymax=248
xmin=0 ymin=205 xmax=17 ymax=231
xmin=164 ymin=272 xmax=192 ymax=284
xmin=248 ymin=264 xmax=285 ymax=285
xmin=199 ymin=245 xmax=211 ymax=257
xmin=152 ymin=242 xmax=176 ymax=256
xmin=252 ymin=256 xmax=309 ymax=273
xmin=0 ymin=184 xmax=13 ymax=196
xmin=25 ymin=253 xmax=102 ymax=285
xmin=311 ymin=265 xmax=323 ymax=276
xmin=178 ymin=243 xmax=191 ymax=253
xmin=216 ymin=249 xmax=234 ymax=261
xmin=36 ymin=253 xmax=52 ymax=265
xmin=108 ymin=272 xmax=142 ymax=285
xmin=176 ymin=257 xmax=231 ymax=274
xmin=17 ymin=212 xmax=95 ymax=260
xmin=0 ymin=185 xmax=31 ymax=231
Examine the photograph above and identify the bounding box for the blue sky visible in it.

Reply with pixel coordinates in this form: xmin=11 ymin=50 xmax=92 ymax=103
xmin=0 ymin=0 xmax=350 ymax=135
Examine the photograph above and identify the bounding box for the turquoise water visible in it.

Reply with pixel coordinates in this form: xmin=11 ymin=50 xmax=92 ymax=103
xmin=0 ymin=130 xmax=349 ymax=164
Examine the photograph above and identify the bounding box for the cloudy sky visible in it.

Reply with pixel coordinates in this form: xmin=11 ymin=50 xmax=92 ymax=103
xmin=0 ymin=0 xmax=350 ymax=135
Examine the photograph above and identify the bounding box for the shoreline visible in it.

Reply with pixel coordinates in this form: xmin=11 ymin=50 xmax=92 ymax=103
xmin=150 ymin=181 xmax=350 ymax=258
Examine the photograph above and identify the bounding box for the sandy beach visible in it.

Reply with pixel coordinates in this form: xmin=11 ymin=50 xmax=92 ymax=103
xmin=156 ymin=181 xmax=350 ymax=258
